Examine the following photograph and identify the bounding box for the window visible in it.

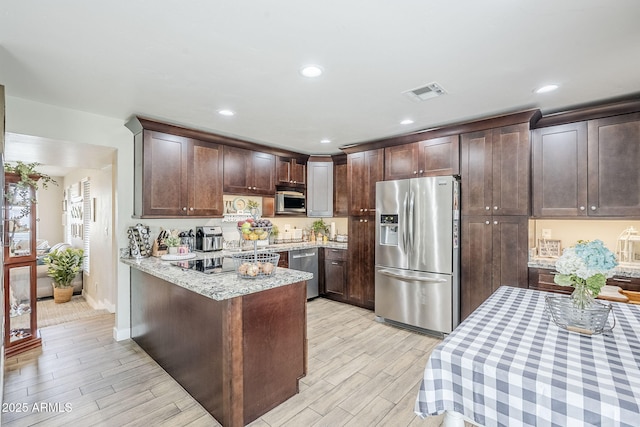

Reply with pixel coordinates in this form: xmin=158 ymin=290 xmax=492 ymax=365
xmin=82 ymin=180 xmax=91 ymax=273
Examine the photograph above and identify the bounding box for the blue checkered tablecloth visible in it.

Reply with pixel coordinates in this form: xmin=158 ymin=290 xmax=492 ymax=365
xmin=415 ymin=286 xmax=640 ymax=427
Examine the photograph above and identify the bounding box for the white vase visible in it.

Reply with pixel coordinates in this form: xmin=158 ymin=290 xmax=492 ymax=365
xmin=168 ymin=246 xmax=178 ymax=254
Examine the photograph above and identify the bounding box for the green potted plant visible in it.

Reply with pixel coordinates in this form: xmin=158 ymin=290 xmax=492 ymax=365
xmin=43 ymin=248 xmax=84 ymax=303
xmin=164 ymin=235 xmax=181 ymax=254
xmin=311 ymin=219 xmax=329 ymax=237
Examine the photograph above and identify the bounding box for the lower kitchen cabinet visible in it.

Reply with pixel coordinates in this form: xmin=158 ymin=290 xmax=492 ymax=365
xmin=529 ymin=267 xmax=640 ymax=294
xmin=323 ymin=248 xmax=347 ymax=299
xmin=347 ymin=217 xmax=375 ymax=309
xmin=460 ymin=215 xmax=528 ymax=320
xmin=276 ymin=251 xmax=289 ymax=269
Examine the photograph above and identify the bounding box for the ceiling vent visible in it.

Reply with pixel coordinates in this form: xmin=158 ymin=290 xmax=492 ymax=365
xmin=403 ymin=82 xmax=447 ymax=102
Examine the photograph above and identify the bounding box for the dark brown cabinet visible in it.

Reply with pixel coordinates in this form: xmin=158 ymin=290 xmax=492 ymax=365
xmin=529 ymin=268 xmax=640 ymax=294
xmin=223 ymin=146 xmax=276 ymax=196
xmin=333 ymin=158 xmax=348 ymax=217
xmin=532 ymin=113 xmax=640 ymax=217
xmin=347 ymin=217 xmax=376 ymax=309
xmin=460 ymin=215 xmax=528 ymax=320
xmin=135 ymin=130 xmax=223 ymax=217
xmin=277 ymin=157 xmax=306 ymax=187
xmin=347 ymin=149 xmax=384 ymax=216
xmin=532 ymin=122 xmax=588 ymax=217
xmin=323 ymin=248 xmax=347 ymax=299
xmin=587 ymin=113 xmax=640 ymax=217
xmin=276 ymin=251 xmax=289 ymax=268
xmin=461 ymin=123 xmax=530 ymax=216
xmin=384 ymin=135 xmax=460 ymax=180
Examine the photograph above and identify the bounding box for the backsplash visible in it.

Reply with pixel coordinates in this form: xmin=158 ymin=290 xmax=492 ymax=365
xmin=530 ymin=219 xmax=640 ymax=260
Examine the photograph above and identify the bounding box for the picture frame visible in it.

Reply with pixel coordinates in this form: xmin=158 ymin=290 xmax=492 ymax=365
xmin=538 ymin=239 xmax=561 ymax=258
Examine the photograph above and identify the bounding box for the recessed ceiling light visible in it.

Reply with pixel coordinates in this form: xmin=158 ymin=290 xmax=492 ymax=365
xmin=535 ymin=84 xmax=559 ymax=94
xmin=300 ymin=65 xmax=323 ymax=78
xmin=218 ymin=109 xmax=235 ymax=116
xmin=320 ymin=139 xmax=331 ymax=144
xmin=400 ymin=119 xmax=414 ymax=125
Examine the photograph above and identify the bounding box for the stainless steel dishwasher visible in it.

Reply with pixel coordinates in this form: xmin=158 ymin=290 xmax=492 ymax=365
xmin=288 ymin=247 xmax=319 ymax=299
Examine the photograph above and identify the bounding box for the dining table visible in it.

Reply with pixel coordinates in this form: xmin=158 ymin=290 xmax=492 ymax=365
xmin=415 ymin=286 xmax=640 ymax=427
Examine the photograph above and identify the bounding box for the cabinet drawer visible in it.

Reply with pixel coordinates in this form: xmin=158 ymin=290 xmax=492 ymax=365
xmin=325 ymin=248 xmax=347 ymax=261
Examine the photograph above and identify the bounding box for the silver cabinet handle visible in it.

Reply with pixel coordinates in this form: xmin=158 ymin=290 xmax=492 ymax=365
xmin=292 ymin=253 xmax=316 ymax=259
xmin=493 ymin=221 xmax=498 ymax=225
xmin=331 ymin=261 xmax=339 ymax=265
xmin=485 ymin=221 xmax=490 ymax=225
xmin=611 ymin=278 xmax=631 ymax=283
xmin=363 ymin=219 xmax=368 ymax=223
xmin=364 ymin=208 xmax=368 ymax=212
xmin=182 ymin=207 xmax=187 ymax=211
xmin=485 ymin=206 xmax=490 ymax=210
xmin=591 ymin=206 xmax=597 ymax=211
xmin=189 ymin=207 xmax=194 ymax=211
xmin=360 ymin=208 xmax=364 ymax=212
xmin=579 ymin=206 xmax=586 ymax=211
xmin=419 ymin=169 xmax=423 ymax=174
xmin=493 ymin=206 xmax=498 ymax=210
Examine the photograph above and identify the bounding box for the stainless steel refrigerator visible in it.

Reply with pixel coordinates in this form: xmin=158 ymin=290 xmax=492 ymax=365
xmin=374 ymin=176 xmax=460 ymax=334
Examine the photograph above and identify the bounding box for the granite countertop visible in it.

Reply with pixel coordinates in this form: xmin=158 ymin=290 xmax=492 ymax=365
xmin=264 ymin=241 xmax=347 ymax=251
xmin=121 ymin=251 xmax=313 ymax=301
xmin=528 ymin=257 xmax=640 ymax=278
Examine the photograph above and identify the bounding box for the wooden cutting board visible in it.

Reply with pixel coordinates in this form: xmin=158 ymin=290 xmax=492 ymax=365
xmin=598 ymin=285 xmax=629 ymax=302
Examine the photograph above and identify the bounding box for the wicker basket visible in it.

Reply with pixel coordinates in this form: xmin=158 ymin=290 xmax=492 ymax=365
xmin=232 ymin=252 xmax=279 ymax=279
xmin=53 ymin=285 xmax=74 ymax=304
xmin=545 ymin=295 xmax=615 ymax=335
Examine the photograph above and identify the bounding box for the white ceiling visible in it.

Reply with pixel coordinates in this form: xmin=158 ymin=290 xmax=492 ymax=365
xmin=1 ymin=1 xmax=640 ymax=163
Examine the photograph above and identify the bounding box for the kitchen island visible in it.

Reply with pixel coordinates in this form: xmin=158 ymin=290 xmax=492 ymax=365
xmin=121 ymin=254 xmax=313 ymax=427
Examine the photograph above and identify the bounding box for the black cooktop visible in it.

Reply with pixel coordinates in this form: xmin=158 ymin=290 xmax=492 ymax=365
xmin=171 ymin=256 xmax=235 ymax=274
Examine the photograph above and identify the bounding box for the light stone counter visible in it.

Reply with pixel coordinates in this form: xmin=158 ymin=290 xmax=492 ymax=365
xmin=528 ymin=257 xmax=640 ymax=278
xmin=121 ymin=251 xmax=313 ymax=301
xmin=264 ymin=241 xmax=347 ymax=251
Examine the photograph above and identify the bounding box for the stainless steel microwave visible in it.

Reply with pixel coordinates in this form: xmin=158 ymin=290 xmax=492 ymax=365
xmin=275 ymin=191 xmax=306 ymax=214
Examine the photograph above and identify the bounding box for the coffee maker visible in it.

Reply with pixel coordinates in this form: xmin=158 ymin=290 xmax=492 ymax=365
xmin=196 ymin=226 xmax=223 ymax=252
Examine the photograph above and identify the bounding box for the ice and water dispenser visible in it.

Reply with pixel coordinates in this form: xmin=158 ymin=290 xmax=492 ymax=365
xmin=379 ymin=214 xmax=399 ymax=246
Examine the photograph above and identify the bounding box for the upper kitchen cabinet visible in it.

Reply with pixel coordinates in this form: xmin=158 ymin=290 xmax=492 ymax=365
xmin=223 ymin=146 xmax=276 ymax=196
xmin=588 ymin=113 xmax=640 ymax=217
xmin=532 ymin=122 xmax=588 ymax=217
xmin=347 ymin=149 xmax=384 ymax=216
xmin=277 ymin=157 xmax=306 ymax=187
xmin=307 ymin=158 xmax=333 ymax=217
xmin=333 ymin=155 xmax=348 ymax=217
xmin=532 ymin=112 xmax=640 ymax=217
xmin=384 ymin=135 xmax=460 ymax=180
xmin=132 ymin=130 xmax=224 ymax=217
xmin=461 ymin=123 xmax=530 ymax=216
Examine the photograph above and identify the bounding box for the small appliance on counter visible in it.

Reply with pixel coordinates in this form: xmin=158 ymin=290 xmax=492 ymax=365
xmin=196 ymin=226 xmax=223 ymax=252
xmin=617 ymin=226 xmax=640 ymax=265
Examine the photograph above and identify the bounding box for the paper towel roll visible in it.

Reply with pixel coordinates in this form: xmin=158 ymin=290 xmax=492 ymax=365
xmin=330 ymin=222 xmax=336 ymax=239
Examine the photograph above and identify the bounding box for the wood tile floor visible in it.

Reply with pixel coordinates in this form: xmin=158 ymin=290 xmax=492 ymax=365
xmin=3 ymin=298 xmax=446 ymax=426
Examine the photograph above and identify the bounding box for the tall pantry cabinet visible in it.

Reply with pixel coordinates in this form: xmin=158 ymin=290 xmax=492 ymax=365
xmin=460 ymin=122 xmax=531 ymax=320
xmin=346 ymin=149 xmax=383 ymax=309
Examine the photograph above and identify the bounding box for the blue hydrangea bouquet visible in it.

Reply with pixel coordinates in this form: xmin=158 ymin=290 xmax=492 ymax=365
xmin=554 ymin=239 xmax=618 ymax=307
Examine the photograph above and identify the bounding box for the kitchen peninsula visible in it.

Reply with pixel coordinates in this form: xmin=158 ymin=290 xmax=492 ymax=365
xmin=121 ymin=254 xmax=313 ymax=427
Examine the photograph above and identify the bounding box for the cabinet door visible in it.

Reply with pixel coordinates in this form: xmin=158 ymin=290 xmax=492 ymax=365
xmin=250 ymin=152 xmax=276 ymax=195
xmin=384 ymin=143 xmax=418 ymax=180
xmin=491 ymin=124 xmax=530 ymax=215
xmin=588 ymin=113 xmax=640 ymax=216
xmin=460 ymin=216 xmax=493 ymax=319
xmin=142 ymin=131 xmax=189 ymax=216
xmin=333 ymin=162 xmax=348 ymax=217
xmin=418 ymin=135 xmax=460 ymax=177
xmin=347 ymin=217 xmax=375 ymax=309
xmin=347 ymin=149 xmax=384 ymax=216
xmin=276 ymin=157 xmax=291 ymax=184
xmin=461 ymin=130 xmax=493 ymax=216
xmin=223 ymin=146 xmax=252 ymax=194
xmin=188 ymin=140 xmax=224 ymax=216
xmin=532 ymin=122 xmax=588 ymax=217
xmin=292 ymin=160 xmax=306 ymax=185
xmin=307 ymin=161 xmax=333 ymax=217
xmin=491 ymin=215 xmax=528 ymax=291
xmin=324 ymin=248 xmax=347 ymax=299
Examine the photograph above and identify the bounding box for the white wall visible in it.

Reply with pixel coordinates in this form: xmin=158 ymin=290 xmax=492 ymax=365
xmin=35 ymin=176 xmax=65 ymax=246
xmin=6 ymin=96 xmax=135 ymax=341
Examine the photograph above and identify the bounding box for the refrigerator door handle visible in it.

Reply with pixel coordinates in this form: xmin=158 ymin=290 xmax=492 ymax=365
xmin=402 ymin=192 xmax=409 ymax=253
xmin=378 ymin=269 xmax=447 ymax=283
xmin=408 ymin=190 xmax=415 ymax=253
